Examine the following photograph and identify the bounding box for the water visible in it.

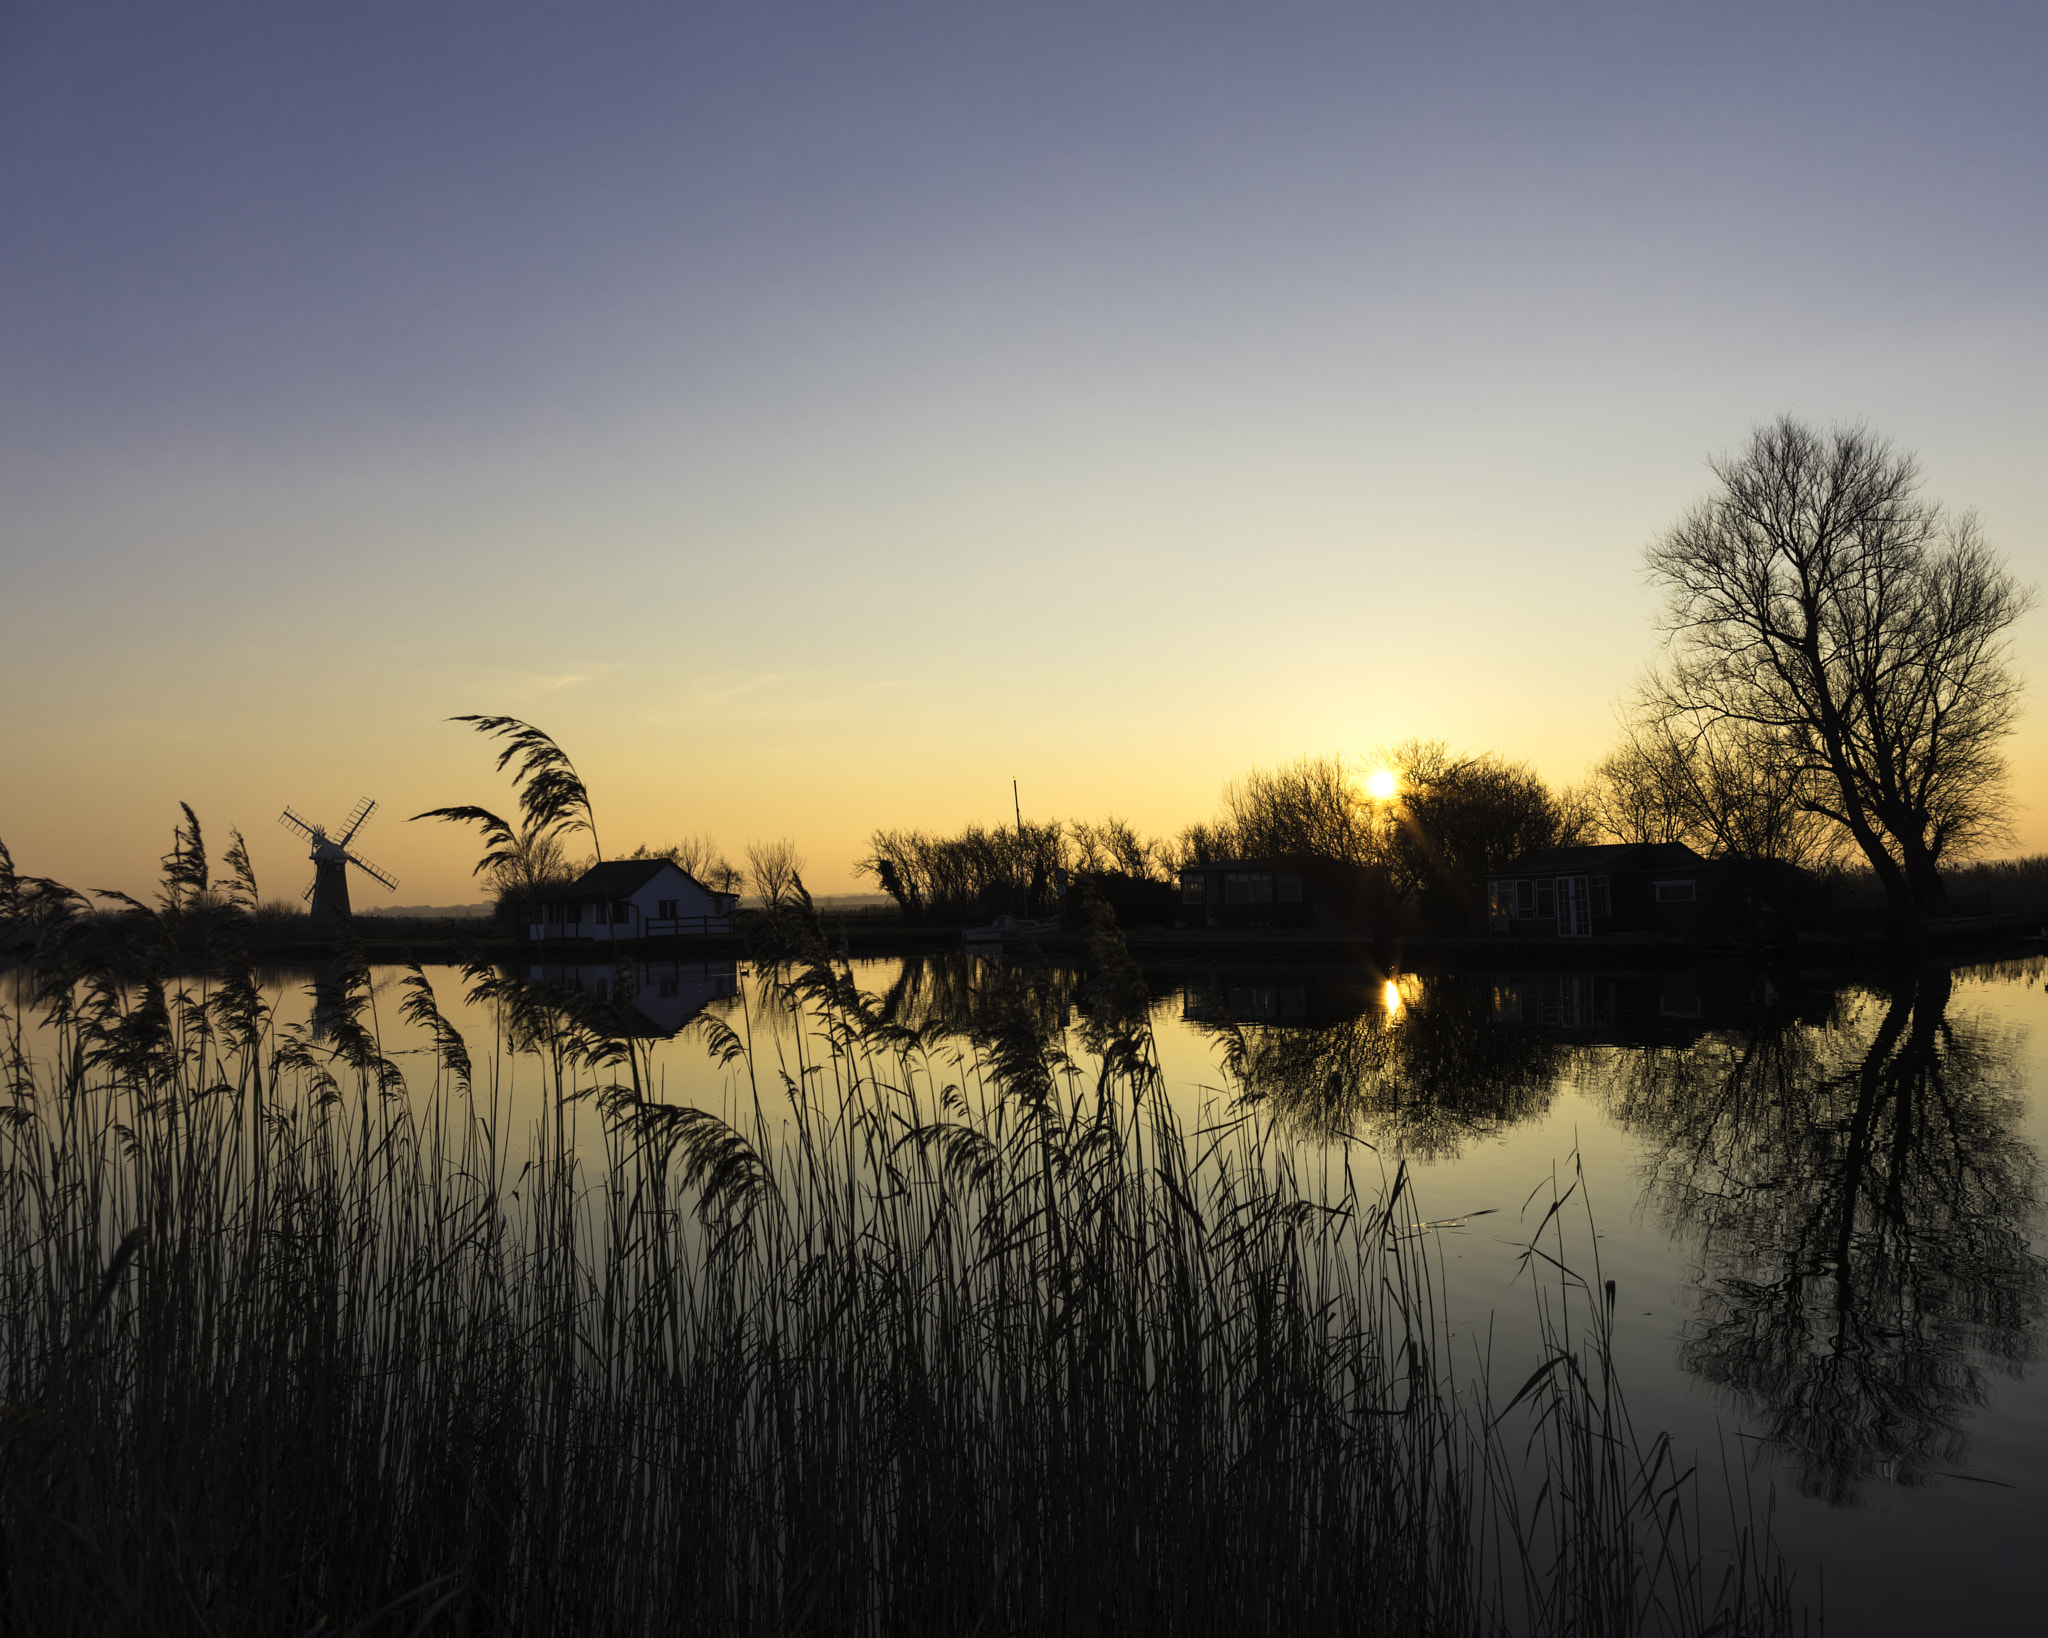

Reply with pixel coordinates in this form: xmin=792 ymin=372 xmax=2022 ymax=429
xmin=12 ymin=947 xmax=2046 ymax=1630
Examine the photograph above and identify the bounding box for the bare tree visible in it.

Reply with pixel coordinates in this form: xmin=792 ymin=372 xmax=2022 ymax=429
xmin=630 ymin=836 xmax=742 ymax=894
xmin=1220 ymin=756 xmax=1381 ymax=866
xmin=1589 ymin=732 xmax=1696 ymax=848
xmin=484 ymin=828 xmax=579 ymax=923
xmin=1381 ymin=740 xmax=1590 ymax=927
xmin=1069 ymin=816 xmax=1167 ymax=880
xmin=1593 ymin=715 xmax=1841 ymax=870
xmin=1645 ymin=418 xmax=2033 ymax=911
xmin=746 ymin=838 xmax=807 ymax=909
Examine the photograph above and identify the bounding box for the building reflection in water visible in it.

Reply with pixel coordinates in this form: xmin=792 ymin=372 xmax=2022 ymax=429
xmin=521 ymin=960 xmax=740 ymax=1038
xmin=1180 ymin=966 xmax=1569 ymax=1157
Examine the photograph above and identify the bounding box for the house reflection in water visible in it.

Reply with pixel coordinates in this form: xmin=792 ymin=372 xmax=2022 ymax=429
xmin=1181 ymin=967 xmax=1394 ymax=1028
xmin=524 ymin=960 xmax=739 ymax=1037
xmin=1487 ymin=969 xmax=1796 ymax=1047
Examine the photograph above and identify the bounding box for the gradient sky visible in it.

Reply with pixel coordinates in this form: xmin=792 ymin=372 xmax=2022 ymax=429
xmin=4 ymin=1 xmax=2044 ymax=903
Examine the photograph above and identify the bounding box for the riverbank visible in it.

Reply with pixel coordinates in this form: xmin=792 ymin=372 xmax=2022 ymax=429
xmin=227 ymin=908 xmax=2048 ymax=974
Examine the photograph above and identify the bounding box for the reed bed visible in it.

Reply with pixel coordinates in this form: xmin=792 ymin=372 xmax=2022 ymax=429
xmin=0 ymin=837 xmax=1801 ymax=1636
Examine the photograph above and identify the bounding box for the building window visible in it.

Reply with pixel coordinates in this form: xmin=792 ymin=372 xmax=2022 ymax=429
xmin=1489 ymin=880 xmax=1514 ymax=916
xmin=1592 ymin=876 xmax=1611 ymax=916
xmin=1225 ymin=872 xmax=1274 ymax=904
xmin=657 ymin=899 xmax=677 ymax=919
xmin=1514 ymin=880 xmax=1535 ymax=916
xmin=1277 ymin=874 xmax=1303 ymax=904
xmin=547 ymin=901 xmax=583 ymax=924
xmin=610 ymin=903 xmax=631 ymax=923
xmin=1182 ymin=875 xmax=1206 ymax=906
xmin=1654 ymin=880 xmax=1697 ymax=903
xmin=1535 ymin=880 xmax=1556 ymax=919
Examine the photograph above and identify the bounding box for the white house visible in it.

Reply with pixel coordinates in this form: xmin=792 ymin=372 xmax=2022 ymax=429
xmin=527 ymin=859 xmax=738 ymax=943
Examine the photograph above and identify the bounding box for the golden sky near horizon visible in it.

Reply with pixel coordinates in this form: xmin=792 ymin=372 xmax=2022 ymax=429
xmin=4 ymin=5 xmax=2045 ymax=904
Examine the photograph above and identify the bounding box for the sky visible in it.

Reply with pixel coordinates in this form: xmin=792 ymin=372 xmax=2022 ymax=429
xmin=3 ymin=0 xmax=2045 ymax=903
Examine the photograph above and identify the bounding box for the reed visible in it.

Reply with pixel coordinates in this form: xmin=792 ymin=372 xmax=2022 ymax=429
xmin=0 ymin=835 xmax=1803 ymax=1635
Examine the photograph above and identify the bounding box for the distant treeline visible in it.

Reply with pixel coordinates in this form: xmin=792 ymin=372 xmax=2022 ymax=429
xmin=864 ymin=744 xmax=2048 ymax=935
xmin=860 ymin=744 xmax=1590 ymax=932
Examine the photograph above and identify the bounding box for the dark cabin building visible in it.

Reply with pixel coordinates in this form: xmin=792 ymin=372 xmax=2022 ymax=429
xmin=1484 ymin=842 xmax=1710 ymax=938
xmin=1176 ymin=855 xmax=1385 ymax=931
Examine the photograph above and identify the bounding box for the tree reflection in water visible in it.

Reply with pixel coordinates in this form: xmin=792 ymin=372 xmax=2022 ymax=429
xmin=1187 ymin=973 xmax=1571 ymax=1157
xmin=869 ymin=952 xmax=2047 ymax=1506
xmin=1607 ymin=969 xmax=2046 ymax=1504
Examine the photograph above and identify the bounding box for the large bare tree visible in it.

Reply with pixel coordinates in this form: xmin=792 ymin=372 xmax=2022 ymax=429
xmin=1644 ymin=418 xmax=2033 ymax=911
xmin=1592 ymin=714 xmax=1840 ymax=870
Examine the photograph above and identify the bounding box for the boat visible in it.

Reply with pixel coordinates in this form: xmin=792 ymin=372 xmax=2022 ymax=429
xmin=962 ymin=914 xmax=1063 ymax=944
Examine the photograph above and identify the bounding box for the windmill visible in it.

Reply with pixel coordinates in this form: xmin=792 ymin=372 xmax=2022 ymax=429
xmin=279 ymin=798 xmax=399 ymax=929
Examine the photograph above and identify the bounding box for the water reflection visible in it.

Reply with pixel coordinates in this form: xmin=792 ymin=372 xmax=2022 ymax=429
xmin=1180 ymin=967 xmax=1569 ymax=1156
xmin=868 ymin=950 xmax=1081 ymax=1042
xmin=1161 ymin=956 xmax=2047 ymax=1503
xmin=522 ymin=960 xmax=739 ymax=1037
xmin=288 ymin=959 xmax=741 ymax=1045
xmin=1603 ymin=968 xmax=2047 ymax=1503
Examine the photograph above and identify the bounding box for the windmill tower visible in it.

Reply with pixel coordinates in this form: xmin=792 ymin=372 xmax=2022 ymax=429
xmin=279 ymin=798 xmax=399 ymax=931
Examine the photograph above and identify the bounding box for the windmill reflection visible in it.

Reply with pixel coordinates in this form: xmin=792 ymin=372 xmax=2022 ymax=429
xmin=1607 ymin=969 xmax=2046 ymax=1504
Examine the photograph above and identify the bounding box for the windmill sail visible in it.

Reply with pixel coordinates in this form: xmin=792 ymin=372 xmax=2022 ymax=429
xmin=280 ymin=797 xmax=399 ymax=930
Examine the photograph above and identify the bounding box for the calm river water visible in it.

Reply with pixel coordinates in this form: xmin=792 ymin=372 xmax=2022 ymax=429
xmin=36 ymin=948 xmax=2048 ymax=1632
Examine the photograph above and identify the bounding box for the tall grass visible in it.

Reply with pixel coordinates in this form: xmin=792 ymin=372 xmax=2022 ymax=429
xmin=0 ymin=835 xmax=1802 ymax=1635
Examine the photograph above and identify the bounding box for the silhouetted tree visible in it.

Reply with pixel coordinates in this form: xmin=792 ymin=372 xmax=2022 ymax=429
xmin=1643 ymin=418 xmax=2034 ymax=912
xmin=1592 ymin=717 xmax=1839 ymax=868
xmin=629 ymin=836 xmax=742 ymax=894
xmin=745 ymin=838 xmax=807 ymax=909
xmin=1380 ymin=740 xmax=1594 ymax=931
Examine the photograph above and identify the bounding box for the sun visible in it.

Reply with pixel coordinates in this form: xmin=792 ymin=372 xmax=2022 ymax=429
xmin=1366 ymin=767 xmax=1399 ymax=801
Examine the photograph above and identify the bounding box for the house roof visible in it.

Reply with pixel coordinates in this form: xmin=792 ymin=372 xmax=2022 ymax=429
xmin=1486 ymin=842 xmax=1708 ymax=878
xmin=1178 ymin=855 xmax=1381 ymax=876
xmin=551 ymin=859 xmax=733 ymax=901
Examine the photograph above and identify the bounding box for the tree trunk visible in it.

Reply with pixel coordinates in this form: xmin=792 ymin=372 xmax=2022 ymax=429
xmin=1897 ymin=831 xmax=1948 ymax=913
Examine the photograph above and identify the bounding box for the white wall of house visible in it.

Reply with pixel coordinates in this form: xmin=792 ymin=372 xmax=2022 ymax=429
xmin=527 ymin=862 xmax=736 ymax=941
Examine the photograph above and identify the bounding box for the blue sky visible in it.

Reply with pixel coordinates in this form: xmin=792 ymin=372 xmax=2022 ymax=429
xmin=4 ymin=1 xmax=2043 ymax=897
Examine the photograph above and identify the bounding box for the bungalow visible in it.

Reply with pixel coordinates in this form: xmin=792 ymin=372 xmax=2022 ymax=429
xmin=1176 ymin=855 xmax=1385 ymax=931
xmin=1484 ymin=842 xmax=1709 ymax=938
xmin=527 ymin=859 xmax=738 ymax=943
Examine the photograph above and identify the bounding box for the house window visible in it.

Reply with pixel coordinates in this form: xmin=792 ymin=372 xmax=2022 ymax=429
xmin=658 ymin=977 xmax=679 ymax=999
xmin=657 ymin=899 xmax=677 ymax=919
xmin=1276 ymin=874 xmax=1303 ymax=903
xmin=1654 ymin=880 xmax=1697 ymax=903
xmin=1592 ymin=876 xmax=1611 ymax=916
xmin=548 ymin=901 xmax=583 ymax=924
xmin=1489 ymin=881 xmax=1514 ymax=916
xmin=1514 ymin=880 xmax=1536 ymax=916
xmin=1535 ymin=880 xmax=1556 ymax=919
xmin=1182 ymin=875 xmax=1206 ymax=906
xmin=610 ymin=903 xmax=631 ymax=923
xmin=1224 ymin=873 xmax=1274 ymax=904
